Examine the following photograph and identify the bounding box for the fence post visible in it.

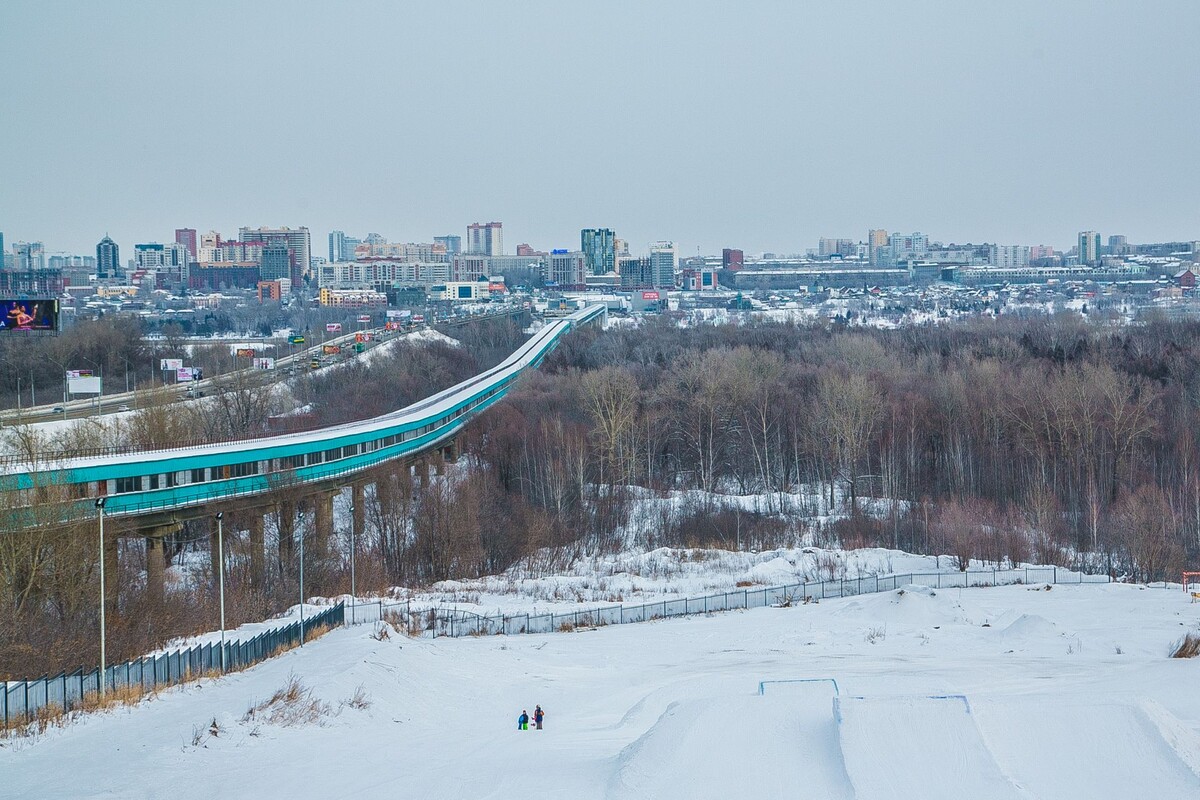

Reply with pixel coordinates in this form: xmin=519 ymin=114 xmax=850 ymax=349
xmin=1053 ymin=566 xmax=1057 ymax=584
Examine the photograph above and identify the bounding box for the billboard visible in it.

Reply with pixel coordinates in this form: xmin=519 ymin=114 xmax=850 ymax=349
xmin=160 ymin=358 xmax=183 ymax=371
xmin=0 ymin=298 xmax=58 ymax=333
xmin=65 ymin=369 xmax=93 ymax=379
xmin=322 ymin=345 xmax=341 ymax=355
xmin=326 ymin=323 xmax=342 ymax=333
xmin=355 ymin=332 xmax=373 ymax=343
xmin=253 ymin=357 xmax=276 ymax=370
xmin=177 ymin=367 xmax=198 ymax=382
xmin=235 ymin=347 xmax=257 ymax=358
xmin=358 ymin=314 xmax=372 ymax=323
xmin=68 ymin=376 xmax=102 ymax=395
xmin=289 ymin=335 xmax=305 ymax=345
xmin=641 ymin=291 xmax=660 ymax=301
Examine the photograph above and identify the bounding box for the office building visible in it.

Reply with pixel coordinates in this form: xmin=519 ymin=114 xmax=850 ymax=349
xmin=619 ymin=257 xmax=653 ymax=289
xmin=581 ymin=228 xmax=616 ymax=275
xmin=260 ymin=244 xmax=292 ymax=281
xmin=12 ymin=241 xmax=45 ymax=271
xmin=435 ymin=235 xmax=462 ymax=255
xmin=648 ymin=241 xmax=676 ymax=288
xmin=546 ymin=250 xmax=586 ymax=287
xmin=175 ymin=228 xmax=197 ymax=259
xmin=1078 ymin=231 xmax=1102 ymax=264
xmin=329 ymin=230 xmax=363 ymax=262
xmin=96 ymin=235 xmax=120 ymax=279
xmin=239 ymin=226 xmax=311 ymax=284
xmin=868 ymin=229 xmax=889 ymax=265
xmin=467 ymin=222 xmax=503 ymax=256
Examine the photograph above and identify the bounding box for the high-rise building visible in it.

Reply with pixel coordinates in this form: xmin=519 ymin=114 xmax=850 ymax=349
xmin=260 ymin=244 xmax=291 ymax=281
xmin=1078 ymin=231 xmax=1101 ymax=264
xmin=0 ymin=233 xmax=4 ymax=271
xmin=581 ymin=228 xmax=616 ymax=275
xmin=96 ymin=235 xmax=120 ymax=279
xmin=619 ymin=257 xmax=653 ymax=289
xmin=435 ymin=235 xmax=462 ymax=255
xmin=12 ymin=241 xmax=45 ymax=271
xmin=467 ymin=222 xmax=502 ymax=256
xmin=329 ymin=230 xmax=346 ymax=262
xmin=721 ymin=248 xmax=744 ymax=270
xmin=175 ymin=228 xmax=197 ymax=259
xmin=990 ymin=245 xmax=1030 ymax=269
xmin=868 ymin=229 xmax=890 ymax=265
xmin=239 ymin=226 xmax=311 ymax=285
xmin=888 ymin=232 xmax=928 ymax=264
xmin=648 ymin=241 xmax=676 ymax=288
xmin=329 ymin=230 xmax=362 ymax=262
xmin=546 ymin=250 xmax=586 ymax=287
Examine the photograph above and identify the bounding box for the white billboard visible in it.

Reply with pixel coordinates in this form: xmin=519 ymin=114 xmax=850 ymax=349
xmin=176 ymin=367 xmax=198 ymax=382
xmin=253 ymin=357 xmax=276 ymax=370
xmin=160 ymin=358 xmax=183 ymax=371
xmin=326 ymin=323 xmax=342 ymax=333
xmin=68 ymin=376 xmax=102 ymax=395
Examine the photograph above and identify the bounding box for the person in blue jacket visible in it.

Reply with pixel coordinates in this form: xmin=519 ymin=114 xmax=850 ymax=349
xmin=518 ymin=710 xmax=529 ymax=730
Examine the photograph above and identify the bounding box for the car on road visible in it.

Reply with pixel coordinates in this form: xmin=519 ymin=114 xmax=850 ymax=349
xmin=51 ymin=406 xmax=65 ymax=413
xmin=117 ymin=404 xmax=131 ymax=412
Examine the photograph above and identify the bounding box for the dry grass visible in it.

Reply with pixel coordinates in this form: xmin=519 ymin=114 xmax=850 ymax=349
xmin=241 ymin=675 xmax=331 ymax=727
xmin=340 ymin=684 xmax=371 ymax=711
xmin=1170 ymin=631 xmax=1200 ymax=659
xmin=2 ymin=682 xmax=152 ymax=738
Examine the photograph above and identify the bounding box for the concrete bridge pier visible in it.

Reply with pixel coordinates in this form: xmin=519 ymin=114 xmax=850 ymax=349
xmin=248 ymin=513 xmax=265 ymax=592
xmin=103 ymin=533 xmax=119 ymax=619
xmin=143 ymin=523 xmax=181 ymax=603
xmin=313 ymin=490 xmax=335 ymax=560
xmin=277 ymin=501 xmax=295 ymax=573
xmin=351 ymin=482 xmax=366 ymax=545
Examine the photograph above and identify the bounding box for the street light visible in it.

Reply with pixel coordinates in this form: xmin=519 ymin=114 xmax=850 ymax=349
xmin=348 ymin=503 xmax=356 ymax=625
xmin=298 ymin=515 xmax=305 ymax=647
xmin=96 ymin=497 xmax=107 ymax=697
xmin=216 ymin=512 xmax=227 ymax=671
xmin=80 ymin=357 xmax=102 ymax=414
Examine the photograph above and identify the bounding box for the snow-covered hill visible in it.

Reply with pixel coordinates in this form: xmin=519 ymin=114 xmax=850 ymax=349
xmin=5 ymin=579 xmax=1199 ymax=799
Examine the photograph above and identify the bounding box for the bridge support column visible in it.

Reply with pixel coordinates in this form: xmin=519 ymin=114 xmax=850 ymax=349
xmin=103 ymin=532 xmax=119 ymax=619
xmin=351 ymin=482 xmax=366 ymax=544
xmin=248 ymin=513 xmax=266 ymax=592
xmin=278 ymin=501 xmax=295 ymax=573
xmin=314 ymin=491 xmax=334 ymax=560
xmin=144 ymin=535 xmax=167 ymax=604
xmin=442 ymin=436 xmax=458 ymax=463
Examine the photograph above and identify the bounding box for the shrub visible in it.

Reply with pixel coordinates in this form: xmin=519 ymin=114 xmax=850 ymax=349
xmin=1170 ymin=631 xmax=1200 ymax=659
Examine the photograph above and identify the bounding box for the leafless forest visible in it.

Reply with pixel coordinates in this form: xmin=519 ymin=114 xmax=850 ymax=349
xmin=3 ymin=313 xmax=1198 ymax=678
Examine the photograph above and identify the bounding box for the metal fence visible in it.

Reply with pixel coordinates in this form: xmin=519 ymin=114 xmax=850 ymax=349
xmin=348 ymin=566 xmax=1111 ymax=639
xmin=2 ymin=602 xmax=344 ymax=730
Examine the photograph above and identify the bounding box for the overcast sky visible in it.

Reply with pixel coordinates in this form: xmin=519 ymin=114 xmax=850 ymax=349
xmin=1 ymin=0 xmax=1197 ymax=257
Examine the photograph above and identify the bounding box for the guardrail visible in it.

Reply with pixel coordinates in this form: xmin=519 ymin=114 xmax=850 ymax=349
xmin=1 ymin=603 xmax=344 ymax=732
xmin=347 ymin=566 xmax=1110 ymax=638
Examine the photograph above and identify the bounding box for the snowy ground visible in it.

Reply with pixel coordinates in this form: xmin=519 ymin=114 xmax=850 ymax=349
xmin=5 ymin=579 xmax=1199 ymax=799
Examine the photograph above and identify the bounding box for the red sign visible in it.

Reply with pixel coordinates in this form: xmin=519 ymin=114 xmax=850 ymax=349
xmin=642 ymin=291 xmax=660 ymax=300
xmin=235 ymin=348 xmax=256 ymax=358
xmin=357 ymin=315 xmax=371 ymax=323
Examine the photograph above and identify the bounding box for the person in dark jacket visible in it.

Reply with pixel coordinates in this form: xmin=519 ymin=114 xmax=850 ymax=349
xmin=518 ymin=710 xmax=529 ymax=730
xmin=534 ymin=705 xmax=545 ymax=730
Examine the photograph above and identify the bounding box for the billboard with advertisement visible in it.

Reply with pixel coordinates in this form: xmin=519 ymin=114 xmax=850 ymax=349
xmin=65 ymin=369 xmax=92 ymax=379
xmin=357 ymin=314 xmax=372 ymax=323
xmin=326 ymin=323 xmax=342 ymax=333
xmin=355 ymin=332 xmax=373 ymax=343
xmin=322 ymin=345 xmax=341 ymax=355
xmin=0 ymin=298 xmax=59 ymax=333
xmin=235 ymin=347 xmax=256 ymax=358
xmin=160 ymin=358 xmax=183 ymax=371
xmin=641 ymin=291 xmax=660 ymax=300
xmin=177 ymin=367 xmax=198 ymax=382
xmin=253 ymin=357 xmax=276 ymax=370
xmin=68 ymin=376 xmax=102 ymax=395
xmin=289 ymin=335 xmax=305 ymax=345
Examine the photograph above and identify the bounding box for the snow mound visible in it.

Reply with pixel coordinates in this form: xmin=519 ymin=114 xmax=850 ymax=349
xmin=999 ymin=613 xmax=1059 ymax=641
xmin=838 ymin=585 xmax=972 ymax=629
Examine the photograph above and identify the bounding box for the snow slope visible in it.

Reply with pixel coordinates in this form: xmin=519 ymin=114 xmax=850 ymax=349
xmin=4 ymin=582 xmax=1199 ymax=799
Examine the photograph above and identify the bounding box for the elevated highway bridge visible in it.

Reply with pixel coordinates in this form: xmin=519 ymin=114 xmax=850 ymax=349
xmin=1 ymin=305 xmax=605 ymax=597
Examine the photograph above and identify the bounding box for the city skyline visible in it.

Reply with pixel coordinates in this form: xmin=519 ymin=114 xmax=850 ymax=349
xmin=2 ymin=2 xmax=1198 ymax=256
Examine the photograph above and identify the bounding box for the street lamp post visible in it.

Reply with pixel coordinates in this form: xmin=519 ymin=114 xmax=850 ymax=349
xmin=96 ymin=497 xmax=107 ymax=697
xmin=216 ymin=512 xmax=226 ymax=671
xmin=349 ymin=503 xmax=356 ymax=625
xmin=298 ymin=518 xmax=305 ymax=646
